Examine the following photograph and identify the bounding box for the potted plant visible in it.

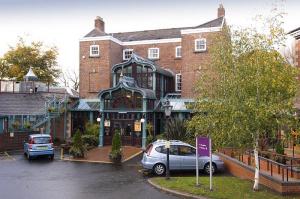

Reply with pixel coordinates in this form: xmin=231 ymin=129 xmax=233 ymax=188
xmin=48 ymin=107 xmax=55 ymax=113
xmin=69 ymin=130 xmax=87 ymax=158
xmin=12 ymin=121 xmax=20 ymax=130
xmin=109 ymin=129 xmax=122 ymax=164
xmin=24 ymin=121 xmax=31 ymax=130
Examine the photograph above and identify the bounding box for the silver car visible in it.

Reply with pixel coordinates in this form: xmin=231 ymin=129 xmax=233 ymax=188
xmin=141 ymin=140 xmax=224 ymax=176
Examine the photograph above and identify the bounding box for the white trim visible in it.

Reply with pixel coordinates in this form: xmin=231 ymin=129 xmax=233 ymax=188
xmin=123 ymin=38 xmax=181 ymax=45
xmin=181 ymin=26 xmax=222 ymax=34
xmin=123 ymin=49 xmax=134 ymax=60
xmin=175 ymin=46 xmax=182 ymax=58
xmin=175 ymin=73 xmax=182 ymax=92
xmin=80 ymin=36 xmax=123 ymax=45
xmin=148 ymin=48 xmax=160 ymax=59
xmin=89 ymin=45 xmax=100 ymax=57
xmin=80 ymin=36 xmax=181 ymax=45
xmin=194 ymin=38 xmax=207 ymax=52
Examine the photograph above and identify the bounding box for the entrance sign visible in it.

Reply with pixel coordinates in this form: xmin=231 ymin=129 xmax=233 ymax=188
xmin=197 ymin=137 xmax=210 ymax=156
xmin=134 ymin=121 xmax=141 ymax=132
xmin=196 ymin=136 xmax=213 ymax=190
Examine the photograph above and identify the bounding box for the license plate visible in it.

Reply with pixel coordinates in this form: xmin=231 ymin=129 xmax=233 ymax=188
xmin=37 ymin=146 xmax=48 ymax=150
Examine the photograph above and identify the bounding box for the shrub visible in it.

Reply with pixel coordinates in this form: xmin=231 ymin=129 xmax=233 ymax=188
xmin=110 ymin=129 xmax=122 ymax=163
xmin=23 ymin=121 xmax=31 ymax=129
xmin=69 ymin=130 xmax=86 ymax=158
xmin=165 ymin=118 xmax=193 ymax=142
xmin=275 ymin=142 xmax=284 ymax=155
xmin=85 ymin=122 xmax=99 ymax=137
xmin=82 ymin=134 xmax=99 ymax=147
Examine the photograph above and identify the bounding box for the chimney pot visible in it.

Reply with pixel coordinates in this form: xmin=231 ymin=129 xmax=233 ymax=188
xmin=95 ymin=16 xmax=105 ymax=32
xmin=218 ymin=4 xmax=225 ymax=18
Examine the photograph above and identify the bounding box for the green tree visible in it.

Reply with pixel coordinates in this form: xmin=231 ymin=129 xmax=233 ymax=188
xmin=188 ymin=10 xmax=299 ymax=191
xmin=0 ymin=37 xmax=60 ymax=84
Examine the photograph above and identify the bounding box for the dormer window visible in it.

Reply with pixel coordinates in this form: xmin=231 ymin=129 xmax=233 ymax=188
xmin=90 ymin=45 xmax=100 ymax=57
xmin=123 ymin=49 xmax=133 ymax=60
xmin=175 ymin=46 xmax=182 ymax=58
xmin=148 ymin=48 xmax=159 ymax=59
xmin=195 ymin=38 xmax=206 ymax=52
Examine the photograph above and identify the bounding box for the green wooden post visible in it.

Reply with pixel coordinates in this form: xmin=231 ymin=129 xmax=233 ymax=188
xmin=98 ymin=100 xmax=104 ymax=147
xmin=63 ymin=101 xmax=67 ymax=140
xmin=153 ymin=73 xmax=156 ymax=92
xmin=89 ymin=111 xmax=93 ymax=123
xmin=46 ymin=114 xmax=51 ymax=134
xmin=142 ymin=99 xmax=147 ymax=149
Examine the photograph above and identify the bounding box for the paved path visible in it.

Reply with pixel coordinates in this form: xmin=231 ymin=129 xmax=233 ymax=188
xmin=0 ymin=151 xmax=178 ymax=199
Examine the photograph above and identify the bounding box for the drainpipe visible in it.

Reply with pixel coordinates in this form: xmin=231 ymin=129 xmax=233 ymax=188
xmin=142 ymin=99 xmax=147 ymax=149
xmin=98 ymin=99 xmax=104 ymax=147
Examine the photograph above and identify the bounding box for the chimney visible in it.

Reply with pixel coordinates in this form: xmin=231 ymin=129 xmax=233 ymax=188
xmin=217 ymin=4 xmax=225 ymax=18
xmin=95 ymin=16 xmax=105 ymax=32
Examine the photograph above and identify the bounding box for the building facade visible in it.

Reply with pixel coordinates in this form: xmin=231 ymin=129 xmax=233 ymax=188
xmin=76 ymin=5 xmax=227 ymax=148
xmin=289 ymin=27 xmax=300 ymax=67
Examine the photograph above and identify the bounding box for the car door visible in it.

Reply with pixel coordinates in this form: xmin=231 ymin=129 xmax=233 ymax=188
xmin=178 ymin=145 xmax=196 ymax=170
xmin=160 ymin=145 xmax=181 ymax=170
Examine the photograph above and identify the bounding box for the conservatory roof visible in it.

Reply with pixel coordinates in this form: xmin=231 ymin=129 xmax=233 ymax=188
xmin=111 ymin=53 xmax=174 ymax=77
xmin=99 ymin=75 xmax=156 ymax=100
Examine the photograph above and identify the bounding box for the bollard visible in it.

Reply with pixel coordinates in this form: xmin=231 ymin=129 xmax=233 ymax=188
xmin=60 ymin=147 xmax=64 ymax=159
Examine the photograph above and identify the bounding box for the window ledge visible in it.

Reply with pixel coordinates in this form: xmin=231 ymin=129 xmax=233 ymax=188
xmin=174 ymin=57 xmax=182 ymax=60
xmin=148 ymin=58 xmax=160 ymax=61
xmin=89 ymin=55 xmax=100 ymax=58
xmin=194 ymin=50 xmax=207 ymax=53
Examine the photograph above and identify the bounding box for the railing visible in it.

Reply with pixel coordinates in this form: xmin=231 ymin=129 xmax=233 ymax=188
xmin=221 ymin=148 xmax=300 ymax=182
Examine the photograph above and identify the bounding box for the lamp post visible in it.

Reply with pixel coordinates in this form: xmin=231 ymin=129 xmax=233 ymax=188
xmin=163 ymin=100 xmax=172 ymax=180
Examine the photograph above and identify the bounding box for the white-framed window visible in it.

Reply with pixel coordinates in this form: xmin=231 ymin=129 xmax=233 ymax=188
xmin=195 ymin=38 xmax=206 ymax=52
xmin=175 ymin=46 xmax=182 ymax=58
xmin=148 ymin=48 xmax=159 ymax=59
xmin=123 ymin=49 xmax=133 ymax=60
xmin=90 ymin=45 xmax=100 ymax=57
xmin=175 ymin=73 xmax=182 ymax=92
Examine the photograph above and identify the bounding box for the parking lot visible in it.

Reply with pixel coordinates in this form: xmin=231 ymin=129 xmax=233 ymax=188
xmin=0 ymin=151 xmax=177 ymax=199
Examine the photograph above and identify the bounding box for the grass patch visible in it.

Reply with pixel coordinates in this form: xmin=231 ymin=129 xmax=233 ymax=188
xmin=151 ymin=175 xmax=298 ymax=199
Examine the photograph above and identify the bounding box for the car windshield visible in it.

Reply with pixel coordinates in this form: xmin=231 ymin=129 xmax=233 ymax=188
xmin=33 ymin=137 xmax=51 ymax=144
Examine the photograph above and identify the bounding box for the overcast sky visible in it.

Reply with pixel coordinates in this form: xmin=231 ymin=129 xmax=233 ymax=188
xmin=0 ymin=0 xmax=299 ymax=75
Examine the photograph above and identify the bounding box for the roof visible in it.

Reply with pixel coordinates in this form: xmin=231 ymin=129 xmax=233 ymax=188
xmin=71 ymin=99 xmax=100 ymax=111
xmin=49 ymin=87 xmax=79 ymax=98
xmin=84 ymin=17 xmax=224 ymax=41
xmin=30 ymin=134 xmax=51 ymax=138
xmin=99 ymin=76 xmax=156 ymax=100
xmin=289 ymin=27 xmax=300 ymax=39
xmin=24 ymin=67 xmax=38 ymax=81
xmin=112 ymin=53 xmax=174 ymax=77
xmin=0 ymin=93 xmax=68 ymax=116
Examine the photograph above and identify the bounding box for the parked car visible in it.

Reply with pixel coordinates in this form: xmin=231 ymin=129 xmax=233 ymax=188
xmin=141 ymin=140 xmax=224 ymax=176
xmin=24 ymin=134 xmax=54 ymax=160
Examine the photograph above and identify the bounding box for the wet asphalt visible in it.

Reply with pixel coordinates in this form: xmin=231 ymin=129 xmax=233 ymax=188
xmin=0 ymin=151 xmax=178 ymax=199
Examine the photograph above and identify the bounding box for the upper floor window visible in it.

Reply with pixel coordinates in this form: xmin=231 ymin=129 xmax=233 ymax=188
xmin=195 ymin=38 xmax=206 ymax=52
xmin=123 ymin=49 xmax=133 ymax=60
xmin=175 ymin=73 xmax=182 ymax=92
xmin=175 ymin=46 xmax=182 ymax=58
xmin=148 ymin=48 xmax=159 ymax=59
xmin=90 ymin=45 xmax=100 ymax=57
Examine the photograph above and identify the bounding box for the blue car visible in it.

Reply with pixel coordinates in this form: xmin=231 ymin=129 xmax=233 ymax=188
xmin=24 ymin=134 xmax=54 ymax=160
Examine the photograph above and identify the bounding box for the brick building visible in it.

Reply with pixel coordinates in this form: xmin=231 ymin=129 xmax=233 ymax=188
xmin=289 ymin=27 xmax=300 ymax=67
xmin=75 ymin=5 xmax=227 ymax=148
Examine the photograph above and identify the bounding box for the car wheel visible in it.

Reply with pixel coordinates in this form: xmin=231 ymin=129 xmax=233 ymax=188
xmin=50 ymin=155 xmax=54 ymax=160
xmin=153 ymin=163 xmax=166 ymax=176
xmin=204 ymin=163 xmax=216 ymax=175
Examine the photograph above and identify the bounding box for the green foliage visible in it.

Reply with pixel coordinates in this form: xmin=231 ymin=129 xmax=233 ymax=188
xmin=23 ymin=121 xmax=31 ymax=129
xmin=166 ymin=118 xmax=192 ymax=142
xmin=0 ymin=37 xmax=60 ymax=84
xmin=188 ymin=10 xmax=299 ymax=150
xmin=110 ymin=130 xmax=122 ymax=162
xmin=69 ymin=130 xmax=86 ymax=158
xmin=12 ymin=121 xmax=20 ymax=130
xmin=85 ymin=122 xmax=99 ymax=137
xmin=82 ymin=134 xmax=99 ymax=147
xmin=275 ymin=142 xmax=284 ymax=155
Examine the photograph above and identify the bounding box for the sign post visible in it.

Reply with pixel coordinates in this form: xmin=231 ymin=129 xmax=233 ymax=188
xmin=196 ymin=137 xmax=212 ymax=189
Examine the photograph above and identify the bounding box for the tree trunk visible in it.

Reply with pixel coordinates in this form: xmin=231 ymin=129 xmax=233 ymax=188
xmin=253 ymin=141 xmax=260 ymax=191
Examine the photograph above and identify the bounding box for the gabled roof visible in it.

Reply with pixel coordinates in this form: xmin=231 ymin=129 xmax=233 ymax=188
xmin=84 ymin=17 xmax=224 ymax=41
xmin=112 ymin=53 xmax=174 ymax=77
xmin=99 ymin=76 xmax=156 ymax=100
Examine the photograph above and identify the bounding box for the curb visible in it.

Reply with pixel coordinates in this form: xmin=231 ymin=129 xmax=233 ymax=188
xmin=147 ymin=178 xmax=207 ymax=199
xmin=61 ymin=151 xmax=142 ymax=164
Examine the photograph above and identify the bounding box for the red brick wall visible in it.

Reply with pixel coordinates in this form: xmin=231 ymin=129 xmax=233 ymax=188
xmin=0 ymin=132 xmax=36 ymax=151
xmin=295 ymin=40 xmax=300 ymax=67
xmin=217 ymin=152 xmax=300 ymax=194
xmin=123 ymin=42 xmax=182 ymax=74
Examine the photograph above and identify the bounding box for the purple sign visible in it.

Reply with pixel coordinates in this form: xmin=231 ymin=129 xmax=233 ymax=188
xmin=197 ymin=137 xmax=210 ymax=157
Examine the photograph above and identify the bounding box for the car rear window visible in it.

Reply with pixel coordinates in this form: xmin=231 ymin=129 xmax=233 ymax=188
xmin=33 ymin=137 xmax=51 ymax=144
